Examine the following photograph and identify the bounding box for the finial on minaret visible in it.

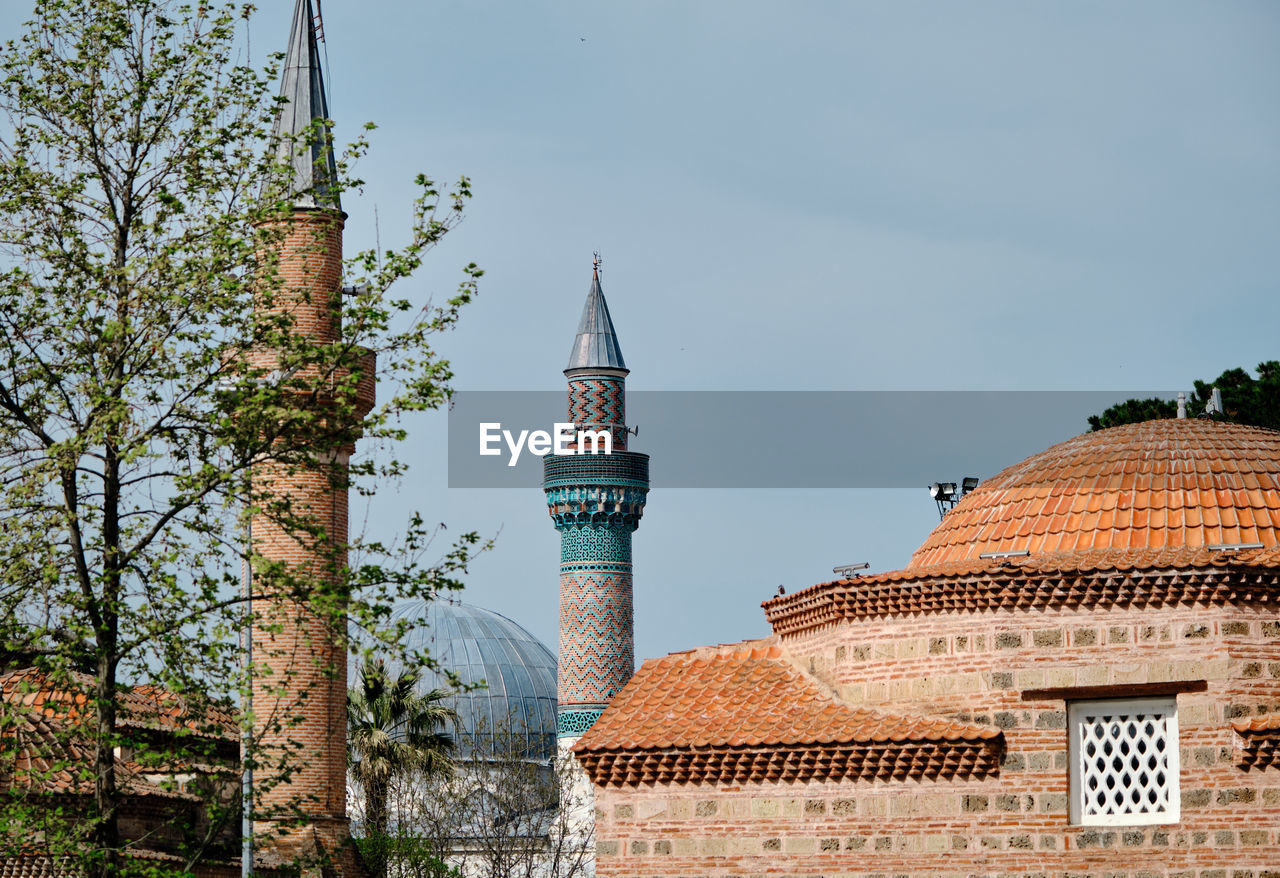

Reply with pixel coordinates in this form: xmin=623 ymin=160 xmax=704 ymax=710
xmin=593 ymin=251 xmax=601 ymax=276
xmin=271 ymin=0 xmax=339 ymax=210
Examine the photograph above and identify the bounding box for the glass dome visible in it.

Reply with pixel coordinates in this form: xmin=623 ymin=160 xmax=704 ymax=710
xmin=386 ymin=599 xmax=558 ymax=762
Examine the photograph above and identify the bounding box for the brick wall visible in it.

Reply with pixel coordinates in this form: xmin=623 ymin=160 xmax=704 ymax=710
xmin=249 ymin=211 xmax=359 ymax=864
xmin=592 ymin=599 xmax=1280 ymax=876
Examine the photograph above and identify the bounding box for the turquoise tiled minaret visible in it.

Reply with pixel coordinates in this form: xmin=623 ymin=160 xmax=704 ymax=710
xmin=544 ymin=259 xmax=649 ymax=738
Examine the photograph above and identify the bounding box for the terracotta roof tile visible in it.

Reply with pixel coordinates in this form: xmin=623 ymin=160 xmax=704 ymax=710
xmin=1 ymin=709 xmax=195 ymax=800
xmin=1233 ymin=712 xmax=1280 ymax=770
xmin=911 ymin=420 xmax=1280 ymax=568
xmin=573 ymin=641 xmax=1002 ymax=787
xmin=0 ymin=855 xmax=66 ymax=878
xmin=1 ymin=667 xmax=236 ymax=741
xmin=576 ymin=639 xmax=998 ymax=754
xmin=763 ymin=546 xmax=1280 ymax=635
xmin=1232 ymin=712 xmax=1280 ymax=734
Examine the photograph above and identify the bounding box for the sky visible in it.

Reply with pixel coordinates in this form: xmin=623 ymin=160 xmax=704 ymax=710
xmin=4 ymin=1 xmax=1277 ymax=664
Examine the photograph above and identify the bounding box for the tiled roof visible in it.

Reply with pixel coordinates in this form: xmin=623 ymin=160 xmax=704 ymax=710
xmin=1233 ymin=712 xmax=1280 ymax=733
xmin=1 ymin=667 xmax=237 ymax=741
xmin=0 ymin=852 xmax=244 ymax=878
xmin=2 ymin=667 xmax=236 ymax=799
xmin=573 ymin=640 xmax=1001 ymax=786
xmin=763 ymin=547 xmax=1280 ymax=635
xmin=911 ymin=420 xmax=1280 ymax=568
xmin=576 ymin=640 xmax=996 ymax=750
xmin=1233 ymin=712 xmax=1280 ymax=770
xmin=0 ymin=855 xmax=67 ymax=878
xmin=3 ymin=709 xmax=193 ymax=799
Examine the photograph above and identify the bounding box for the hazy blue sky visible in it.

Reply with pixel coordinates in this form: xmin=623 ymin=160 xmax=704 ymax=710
xmin=5 ymin=2 xmax=1277 ymax=662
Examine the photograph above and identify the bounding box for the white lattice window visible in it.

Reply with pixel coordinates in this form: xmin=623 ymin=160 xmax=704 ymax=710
xmin=1069 ymin=697 xmax=1180 ymax=826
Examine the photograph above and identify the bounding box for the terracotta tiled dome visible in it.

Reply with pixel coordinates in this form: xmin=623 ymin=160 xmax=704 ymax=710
xmin=909 ymin=419 xmax=1280 ymax=568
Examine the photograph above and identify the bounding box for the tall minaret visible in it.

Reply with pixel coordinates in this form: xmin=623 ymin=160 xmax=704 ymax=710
xmin=544 ymin=258 xmax=649 ymax=742
xmin=248 ymin=1 xmax=371 ymax=871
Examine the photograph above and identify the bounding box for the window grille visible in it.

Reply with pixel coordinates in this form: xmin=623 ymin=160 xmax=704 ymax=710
xmin=1069 ymin=697 xmax=1180 ymax=826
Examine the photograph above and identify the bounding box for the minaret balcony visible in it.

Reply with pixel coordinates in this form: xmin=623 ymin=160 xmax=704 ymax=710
xmin=542 ymin=449 xmax=650 ymax=489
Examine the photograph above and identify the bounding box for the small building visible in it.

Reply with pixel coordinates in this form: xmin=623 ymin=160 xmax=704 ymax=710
xmin=1 ymin=666 xmax=249 ymax=877
xmin=574 ymin=418 xmax=1280 ymax=876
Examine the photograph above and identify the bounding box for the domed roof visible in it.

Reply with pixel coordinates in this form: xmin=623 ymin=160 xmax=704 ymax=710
xmin=910 ymin=419 xmax=1280 ymax=569
xmin=390 ymin=600 xmax=558 ymax=761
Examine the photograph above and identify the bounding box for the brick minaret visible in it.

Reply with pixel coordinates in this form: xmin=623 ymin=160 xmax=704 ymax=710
xmin=247 ymin=1 xmax=371 ymax=870
xmin=543 ymin=258 xmax=649 ymax=742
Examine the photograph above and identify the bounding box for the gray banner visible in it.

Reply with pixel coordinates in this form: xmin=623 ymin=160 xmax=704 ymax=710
xmin=447 ymin=391 xmax=1181 ymax=488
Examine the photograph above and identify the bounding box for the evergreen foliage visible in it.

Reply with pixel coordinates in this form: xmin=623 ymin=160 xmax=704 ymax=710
xmin=1088 ymin=362 xmax=1280 ymax=431
xmin=348 ymin=658 xmax=456 ymax=878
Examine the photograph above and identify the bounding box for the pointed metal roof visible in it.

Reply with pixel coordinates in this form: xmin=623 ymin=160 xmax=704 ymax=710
xmin=566 ymin=264 xmax=627 ymax=373
xmin=271 ymin=0 xmax=338 ymax=209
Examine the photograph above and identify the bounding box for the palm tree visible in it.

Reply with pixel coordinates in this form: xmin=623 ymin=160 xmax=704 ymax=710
xmin=348 ymin=657 xmax=456 ymax=878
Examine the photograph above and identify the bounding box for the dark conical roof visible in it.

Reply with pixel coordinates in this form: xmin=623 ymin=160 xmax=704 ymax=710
xmin=566 ymin=266 xmax=627 ymax=372
xmin=271 ymin=0 xmax=338 ymax=209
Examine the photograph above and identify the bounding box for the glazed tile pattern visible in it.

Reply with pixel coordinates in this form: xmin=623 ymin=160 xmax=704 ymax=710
xmin=574 ymin=640 xmax=1002 ymax=785
xmin=558 ymin=571 xmax=635 ymax=707
xmin=567 ymin=375 xmax=627 ymax=451
xmin=911 ymin=420 xmax=1280 ymax=568
xmin=546 ymin=272 xmax=647 ymax=738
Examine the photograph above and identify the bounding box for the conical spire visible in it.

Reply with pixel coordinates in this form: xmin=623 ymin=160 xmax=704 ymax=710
xmin=271 ymin=0 xmax=338 ymax=209
xmin=566 ymin=258 xmax=627 ymax=373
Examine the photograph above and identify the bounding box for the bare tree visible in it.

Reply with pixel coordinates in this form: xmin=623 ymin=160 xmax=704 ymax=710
xmin=380 ymin=721 xmax=593 ymax=878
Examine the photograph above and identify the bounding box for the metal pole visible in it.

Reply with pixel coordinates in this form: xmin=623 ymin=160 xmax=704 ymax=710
xmin=241 ymin=518 xmax=253 ymax=878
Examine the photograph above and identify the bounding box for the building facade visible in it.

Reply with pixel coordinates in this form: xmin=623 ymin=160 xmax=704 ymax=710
xmin=574 ymin=418 xmax=1280 ymax=876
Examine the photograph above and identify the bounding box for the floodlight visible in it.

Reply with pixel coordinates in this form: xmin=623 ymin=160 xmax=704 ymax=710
xmin=962 ymin=477 xmax=980 ymax=493
xmin=979 ymin=549 xmax=1031 ymax=560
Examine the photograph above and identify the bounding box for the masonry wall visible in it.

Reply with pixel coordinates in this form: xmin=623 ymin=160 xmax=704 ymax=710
xmin=593 ymin=600 xmax=1280 ymax=876
xmin=786 ymin=603 xmax=1280 ymax=724
xmin=248 ymin=212 xmax=366 ymax=876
